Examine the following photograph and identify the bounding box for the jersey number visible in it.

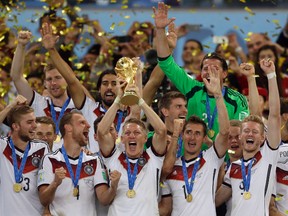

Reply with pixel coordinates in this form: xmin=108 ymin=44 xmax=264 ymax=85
xmin=20 ymin=177 xmax=30 ymax=191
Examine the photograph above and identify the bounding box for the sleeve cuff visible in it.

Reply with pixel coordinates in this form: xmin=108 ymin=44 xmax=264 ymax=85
xmin=158 ymin=55 xmax=171 ymax=61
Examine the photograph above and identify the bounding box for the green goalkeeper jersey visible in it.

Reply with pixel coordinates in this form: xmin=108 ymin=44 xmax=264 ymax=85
xmin=158 ymin=55 xmax=249 ymax=140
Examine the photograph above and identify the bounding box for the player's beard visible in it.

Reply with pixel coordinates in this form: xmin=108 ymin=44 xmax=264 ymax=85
xmin=19 ymin=134 xmax=32 ymax=142
xmin=102 ymin=98 xmax=114 ymax=107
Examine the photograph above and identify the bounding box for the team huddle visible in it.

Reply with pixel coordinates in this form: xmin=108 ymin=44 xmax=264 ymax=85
xmin=0 ymin=2 xmax=287 ymax=216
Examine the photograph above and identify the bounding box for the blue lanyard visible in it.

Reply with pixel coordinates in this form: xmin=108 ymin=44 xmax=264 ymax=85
xmin=50 ymin=97 xmax=71 ymax=135
xmin=176 ymin=135 xmax=183 ymax=158
xmin=116 ymin=111 xmax=123 ymax=133
xmin=61 ymin=146 xmax=83 ymax=188
xmin=206 ymin=88 xmax=226 ymax=130
xmin=9 ymin=138 xmax=30 ymax=183
xmin=182 ymin=152 xmax=202 ymax=195
xmin=125 ymin=153 xmax=139 ymax=190
xmin=225 ymin=159 xmax=231 ymax=172
xmin=101 ymin=104 xmax=124 ymax=133
xmin=241 ymin=158 xmax=253 ymax=192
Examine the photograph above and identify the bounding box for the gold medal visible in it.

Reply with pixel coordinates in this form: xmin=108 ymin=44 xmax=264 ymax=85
xmin=208 ymin=129 xmax=215 ymax=138
xmin=243 ymin=191 xmax=251 ymax=200
xmin=13 ymin=183 xmax=22 ymax=193
xmin=73 ymin=187 xmax=79 ymax=197
xmin=126 ymin=189 xmax=136 ymax=198
xmin=186 ymin=194 xmax=193 ymax=202
xmin=55 ymin=135 xmax=61 ymax=143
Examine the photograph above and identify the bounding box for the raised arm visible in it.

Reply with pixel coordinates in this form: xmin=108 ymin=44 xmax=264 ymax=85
xmin=136 ymin=91 xmax=167 ymax=155
xmin=10 ymin=31 xmax=34 ymax=103
xmin=161 ymin=118 xmax=184 ymax=181
xmin=143 ymin=22 xmax=177 ymax=106
xmin=41 ymin=23 xmax=85 ymax=109
xmin=153 ymin=2 xmax=175 ymax=58
xmin=0 ymin=95 xmax=27 ymax=123
xmin=204 ymin=66 xmax=229 ymax=157
xmin=97 ymin=80 xmax=125 ymax=156
xmin=239 ymin=63 xmax=260 ymax=116
xmin=260 ymin=59 xmax=281 ymax=149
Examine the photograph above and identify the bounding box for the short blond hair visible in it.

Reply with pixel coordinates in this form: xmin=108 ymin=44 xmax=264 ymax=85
xmin=241 ymin=115 xmax=265 ymax=134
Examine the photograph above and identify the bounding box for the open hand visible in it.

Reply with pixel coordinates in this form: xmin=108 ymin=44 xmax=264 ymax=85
xmin=40 ymin=23 xmax=59 ymax=50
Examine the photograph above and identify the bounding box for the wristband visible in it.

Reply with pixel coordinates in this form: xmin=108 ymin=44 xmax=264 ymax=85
xmin=114 ymin=96 xmax=121 ymax=104
xmin=138 ymin=98 xmax=145 ymax=106
xmin=267 ymin=72 xmax=276 ymax=80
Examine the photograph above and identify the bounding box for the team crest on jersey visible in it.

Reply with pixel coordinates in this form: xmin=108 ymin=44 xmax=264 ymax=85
xmin=138 ymin=157 xmax=146 ymax=166
xmin=32 ymin=156 xmax=41 ymax=167
xmin=239 ymin=111 xmax=248 ymax=121
xmin=84 ymin=165 xmax=94 ymax=175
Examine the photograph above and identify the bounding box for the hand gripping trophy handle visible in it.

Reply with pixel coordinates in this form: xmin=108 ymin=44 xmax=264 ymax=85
xmin=114 ymin=57 xmax=139 ymax=106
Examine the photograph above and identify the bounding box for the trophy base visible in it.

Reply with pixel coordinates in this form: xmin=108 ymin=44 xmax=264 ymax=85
xmin=120 ymin=92 xmax=139 ymax=106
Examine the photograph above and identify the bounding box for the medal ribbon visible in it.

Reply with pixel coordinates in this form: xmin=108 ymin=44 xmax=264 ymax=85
xmin=225 ymin=159 xmax=231 ymax=172
xmin=116 ymin=111 xmax=124 ymax=133
xmin=50 ymin=97 xmax=71 ymax=135
xmin=241 ymin=158 xmax=253 ymax=192
xmin=182 ymin=152 xmax=202 ymax=195
xmin=101 ymin=104 xmax=124 ymax=133
xmin=61 ymin=146 xmax=83 ymax=188
xmin=206 ymin=88 xmax=226 ymax=130
xmin=9 ymin=138 xmax=30 ymax=183
xmin=176 ymin=135 xmax=183 ymax=158
xmin=125 ymin=153 xmax=139 ymax=190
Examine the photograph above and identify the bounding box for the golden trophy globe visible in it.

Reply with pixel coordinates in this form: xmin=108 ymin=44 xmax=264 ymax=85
xmin=115 ymin=57 xmax=139 ymax=106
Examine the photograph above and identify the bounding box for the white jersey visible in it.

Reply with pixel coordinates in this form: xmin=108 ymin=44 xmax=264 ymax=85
xmin=163 ymin=146 xmax=224 ymax=216
xmin=37 ymin=149 xmax=108 ymax=216
xmin=103 ymin=146 xmax=164 ymax=216
xmin=224 ymin=140 xmax=279 ymax=216
xmin=275 ymin=142 xmax=288 ymax=215
xmin=0 ymin=137 xmax=49 ymax=216
xmin=31 ymin=91 xmax=75 ymax=151
xmin=79 ymin=97 xmax=129 ymax=153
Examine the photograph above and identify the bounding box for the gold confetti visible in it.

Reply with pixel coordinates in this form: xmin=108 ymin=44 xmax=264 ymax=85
xmin=43 ymin=5 xmax=49 ymax=11
xmin=121 ymin=5 xmax=128 ymax=9
xmin=118 ymin=21 xmax=126 ymax=27
xmin=203 ymin=44 xmax=210 ymax=49
xmin=124 ymin=16 xmax=130 ymax=19
xmin=225 ymin=17 xmax=230 ymax=21
xmin=98 ymin=31 xmax=105 ymax=36
xmin=239 ymin=0 xmax=246 ymax=2
xmin=74 ymin=6 xmax=81 ymax=12
xmin=75 ymin=63 xmax=84 ymax=69
xmin=136 ymin=30 xmax=144 ymax=35
xmin=244 ymin=6 xmax=255 ymax=15
xmin=233 ymin=26 xmax=239 ymax=30
xmin=110 ymin=23 xmax=115 ymax=30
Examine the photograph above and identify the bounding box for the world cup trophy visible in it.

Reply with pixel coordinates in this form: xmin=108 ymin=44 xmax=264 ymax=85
xmin=114 ymin=57 xmax=139 ymax=106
